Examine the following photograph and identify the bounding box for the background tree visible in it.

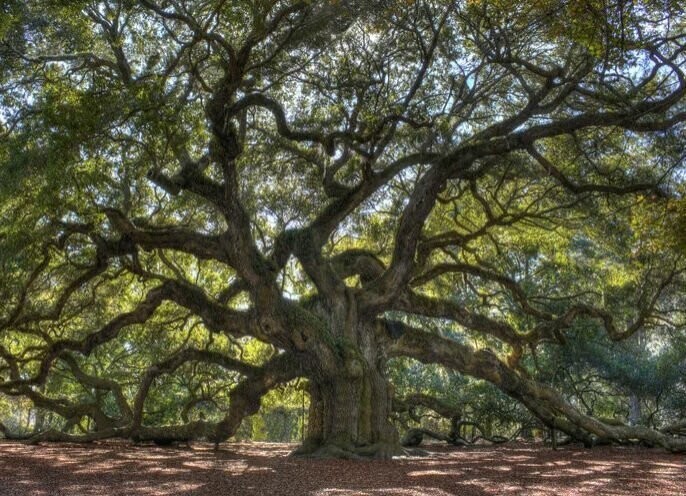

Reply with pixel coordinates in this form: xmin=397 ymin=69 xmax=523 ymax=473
xmin=1 ymin=0 xmax=686 ymax=458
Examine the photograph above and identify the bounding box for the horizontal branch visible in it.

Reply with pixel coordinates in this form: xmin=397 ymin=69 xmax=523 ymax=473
xmin=103 ymin=208 xmax=227 ymax=262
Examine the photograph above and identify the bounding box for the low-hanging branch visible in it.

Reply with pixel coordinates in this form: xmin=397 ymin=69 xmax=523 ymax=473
xmin=384 ymin=322 xmax=686 ymax=452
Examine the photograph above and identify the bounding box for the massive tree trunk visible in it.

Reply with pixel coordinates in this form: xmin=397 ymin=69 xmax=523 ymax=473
xmin=294 ymin=314 xmax=401 ymax=459
xmin=303 ymin=366 xmax=398 ymax=457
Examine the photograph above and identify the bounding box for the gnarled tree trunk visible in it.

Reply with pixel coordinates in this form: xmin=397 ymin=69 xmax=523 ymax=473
xmin=295 ymin=316 xmax=401 ymax=459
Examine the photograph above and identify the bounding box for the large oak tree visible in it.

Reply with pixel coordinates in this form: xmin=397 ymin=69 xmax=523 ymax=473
xmin=1 ymin=0 xmax=686 ymax=457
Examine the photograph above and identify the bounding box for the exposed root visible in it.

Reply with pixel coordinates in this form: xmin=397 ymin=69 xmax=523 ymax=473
xmin=291 ymin=441 xmax=427 ymax=460
xmin=291 ymin=443 xmax=363 ymax=460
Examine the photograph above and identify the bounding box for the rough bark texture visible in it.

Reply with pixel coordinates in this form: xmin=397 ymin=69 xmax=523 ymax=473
xmin=294 ymin=312 xmax=402 ymax=458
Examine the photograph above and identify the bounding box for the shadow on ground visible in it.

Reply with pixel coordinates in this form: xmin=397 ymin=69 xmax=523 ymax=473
xmin=0 ymin=441 xmax=683 ymax=495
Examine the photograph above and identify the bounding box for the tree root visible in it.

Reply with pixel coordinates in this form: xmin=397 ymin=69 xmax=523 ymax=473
xmin=291 ymin=441 xmax=428 ymax=460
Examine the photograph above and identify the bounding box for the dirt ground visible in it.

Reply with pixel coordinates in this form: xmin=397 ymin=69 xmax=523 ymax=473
xmin=0 ymin=441 xmax=684 ymax=496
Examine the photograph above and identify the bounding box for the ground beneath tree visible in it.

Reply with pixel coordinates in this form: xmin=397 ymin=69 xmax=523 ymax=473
xmin=0 ymin=441 xmax=684 ymax=495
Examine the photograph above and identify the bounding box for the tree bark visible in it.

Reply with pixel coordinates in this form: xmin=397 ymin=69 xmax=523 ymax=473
xmin=294 ymin=319 xmax=401 ymax=459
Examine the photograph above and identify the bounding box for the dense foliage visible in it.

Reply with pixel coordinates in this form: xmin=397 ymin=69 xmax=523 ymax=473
xmin=1 ymin=0 xmax=685 ymax=456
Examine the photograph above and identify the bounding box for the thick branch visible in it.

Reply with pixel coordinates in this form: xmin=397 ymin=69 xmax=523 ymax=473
xmin=385 ymin=324 xmax=686 ymax=452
